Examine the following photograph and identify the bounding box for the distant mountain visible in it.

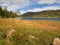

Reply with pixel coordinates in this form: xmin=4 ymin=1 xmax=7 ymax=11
xmin=21 ymin=10 xmax=60 ymax=18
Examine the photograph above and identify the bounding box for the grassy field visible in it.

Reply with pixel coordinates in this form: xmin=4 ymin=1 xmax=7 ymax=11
xmin=0 ymin=18 xmax=60 ymax=45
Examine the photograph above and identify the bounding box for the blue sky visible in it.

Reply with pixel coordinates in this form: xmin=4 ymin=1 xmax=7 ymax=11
xmin=0 ymin=0 xmax=60 ymax=14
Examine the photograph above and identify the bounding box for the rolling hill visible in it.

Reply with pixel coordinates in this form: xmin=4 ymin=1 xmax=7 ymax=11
xmin=21 ymin=10 xmax=60 ymax=18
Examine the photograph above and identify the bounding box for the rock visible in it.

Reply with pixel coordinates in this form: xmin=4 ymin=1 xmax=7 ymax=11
xmin=53 ymin=38 xmax=60 ymax=45
xmin=6 ymin=29 xmax=15 ymax=45
xmin=6 ymin=29 xmax=15 ymax=38
xmin=28 ymin=35 xmax=37 ymax=40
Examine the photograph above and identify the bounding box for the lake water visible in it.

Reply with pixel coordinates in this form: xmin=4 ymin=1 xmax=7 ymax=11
xmin=21 ymin=18 xmax=60 ymax=21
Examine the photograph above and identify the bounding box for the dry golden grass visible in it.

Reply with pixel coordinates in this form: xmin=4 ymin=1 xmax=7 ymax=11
xmin=0 ymin=18 xmax=60 ymax=30
xmin=0 ymin=18 xmax=60 ymax=45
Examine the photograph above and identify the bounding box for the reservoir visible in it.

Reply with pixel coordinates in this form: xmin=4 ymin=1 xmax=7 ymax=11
xmin=21 ymin=18 xmax=60 ymax=20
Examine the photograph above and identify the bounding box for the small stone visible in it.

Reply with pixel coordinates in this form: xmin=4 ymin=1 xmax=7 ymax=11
xmin=28 ymin=35 xmax=37 ymax=39
xmin=6 ymin=29 xmax=15 ymax=38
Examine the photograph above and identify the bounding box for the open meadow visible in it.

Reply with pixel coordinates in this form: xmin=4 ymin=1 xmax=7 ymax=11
xmin=0 ymin=18 xmax=60 ymax=45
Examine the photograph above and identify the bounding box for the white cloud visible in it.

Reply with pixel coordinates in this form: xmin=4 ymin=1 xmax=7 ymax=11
xmin=27 ymin=6 xmax=60 ymax=12
xmin=0 ymin=0 xmax=30 ymax=11
xmin=37 ymin=0 xmax=55 ymax=4
xmin=20 ymin=11 xmax=27 ymax=14
xmin=7 ymin=5 xmax=20 ymax=11
xmin=43 ymin=6 xmax=60 ymax=10
xmin=0 ymin=0 xmax=60 ymax=12
xmin=32 ymin=8 xmax=42 ymax=12
xmin=32 ymin=0 xmax=60 ymax=4
xmin=0 ymin=0 xmax=29 ymax=6
xmin=27 ymin=10 xmax=33 ymax=12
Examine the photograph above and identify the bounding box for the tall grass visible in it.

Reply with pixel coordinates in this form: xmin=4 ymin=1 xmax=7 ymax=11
xmin=0 ymin=18 xmax=60 ymax=45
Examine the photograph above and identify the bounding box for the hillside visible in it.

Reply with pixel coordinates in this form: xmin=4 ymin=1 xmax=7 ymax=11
xmin=21 ymin=10 xmax=60 ymax=18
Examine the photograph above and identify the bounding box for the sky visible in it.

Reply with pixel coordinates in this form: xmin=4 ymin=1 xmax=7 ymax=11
xmin=0 ymin=0 xmax=60 ymax=14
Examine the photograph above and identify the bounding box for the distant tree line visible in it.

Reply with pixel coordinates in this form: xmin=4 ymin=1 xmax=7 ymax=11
xmin=0 ymin=7 xmax=19 ymax=18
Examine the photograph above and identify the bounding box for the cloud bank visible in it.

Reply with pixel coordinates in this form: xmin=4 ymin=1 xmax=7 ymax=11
xmin=32 ymin=0 xmax=60 ymax=4
xmin=27 ymin=6 xmax=60 ymax=12
xmin=0 ymin=0 xmax=60 ymax=13
xmin=0 ymin=0 xmax=30 ymax=11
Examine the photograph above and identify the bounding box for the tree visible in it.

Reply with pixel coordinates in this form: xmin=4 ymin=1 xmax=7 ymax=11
xmin=0 ymin=6 xmax=19 ymax=18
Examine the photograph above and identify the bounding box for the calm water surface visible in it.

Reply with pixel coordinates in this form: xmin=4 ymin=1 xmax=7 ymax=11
xmin=21 ymin=18 xmax=60 ymax=21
